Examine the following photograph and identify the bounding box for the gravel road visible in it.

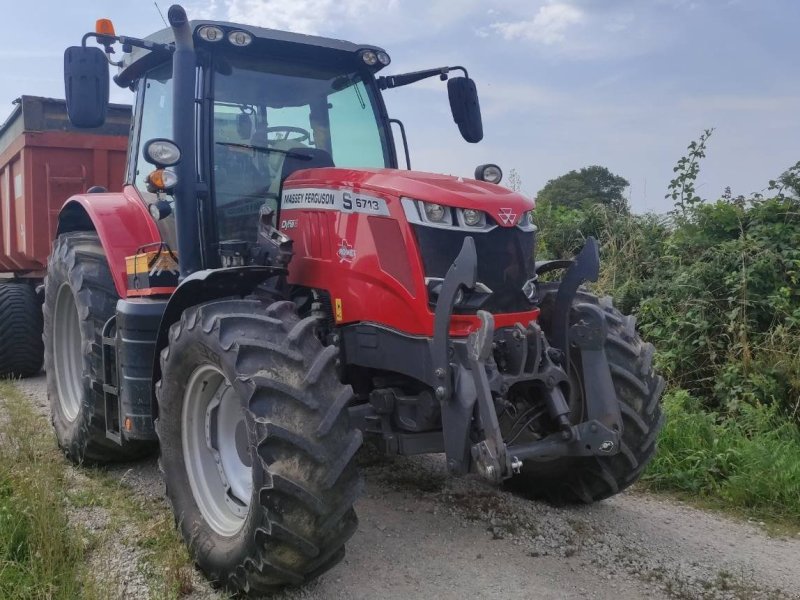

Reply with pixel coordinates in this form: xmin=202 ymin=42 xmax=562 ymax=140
xmin=12 ymin=374 xmax=800 ymax=599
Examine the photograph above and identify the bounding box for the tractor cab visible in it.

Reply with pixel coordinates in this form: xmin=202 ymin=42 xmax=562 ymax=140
xmin=65 ymin=16 xmax=483 ymax=272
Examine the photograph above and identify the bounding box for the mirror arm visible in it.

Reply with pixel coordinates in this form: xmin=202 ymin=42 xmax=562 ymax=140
xmin=377 ymin=65 xmax=470 ymax=90
xmin=81 ymin=32 xmax=174 ymax=56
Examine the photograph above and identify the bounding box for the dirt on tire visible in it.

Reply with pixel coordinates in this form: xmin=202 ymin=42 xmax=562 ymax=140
xmin=156 ymin=299 xmax=362 ymax=595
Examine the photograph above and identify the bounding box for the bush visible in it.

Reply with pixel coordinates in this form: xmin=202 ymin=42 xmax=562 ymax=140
xmin=644 ymin=390 xmax=800 ymax=521
xmin=532 ymin=137 xmax=800 ymax=520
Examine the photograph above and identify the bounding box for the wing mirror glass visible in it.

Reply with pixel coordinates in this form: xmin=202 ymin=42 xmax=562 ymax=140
xmin=63 ymin=46 xmax=109 ymax=128
xmin=447 ymin=76 xmax=483 ymax=143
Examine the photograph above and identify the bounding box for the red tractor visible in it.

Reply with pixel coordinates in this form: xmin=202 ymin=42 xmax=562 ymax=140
xmin=50 ymin=5 xmax=664 ymax=595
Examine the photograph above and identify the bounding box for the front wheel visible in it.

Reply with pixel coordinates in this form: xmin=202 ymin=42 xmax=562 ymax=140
xmin=156 ymin=299 xmax=362 ymax=595
xmin=44 ymin=232 xmax=152 ymax=463
xmin=504 ymin=286 xmax=665 ymax=504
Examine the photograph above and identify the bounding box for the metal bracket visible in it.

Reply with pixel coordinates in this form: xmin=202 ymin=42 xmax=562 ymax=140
xmin=550 ymin=237 xmax=600 ymax=355
xmin=100 ymin=315 xmax=121 ymax=444
xmin=431 ymin=237 xmax=480 ymax=476
xmin=466 ymin=311 xmax=508 ymax=482
xmin=431 ymin=237 xmax=478 ymax=402
xmin=508 ymin=419 xmax=619 ymax=461
xmin=570 ymin=303 xmax=623 ymax=434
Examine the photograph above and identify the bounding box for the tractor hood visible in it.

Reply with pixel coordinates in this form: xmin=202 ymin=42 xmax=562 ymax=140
xmin=283 ymin=168 xmax=535 ymax=228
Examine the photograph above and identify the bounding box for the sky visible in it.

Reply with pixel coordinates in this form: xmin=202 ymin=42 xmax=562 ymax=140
xmin=0 ymin=0 xmax=797 ymax=213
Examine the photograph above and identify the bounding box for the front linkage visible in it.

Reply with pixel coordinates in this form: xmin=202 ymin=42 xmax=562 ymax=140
xmin=434 ymin=236 xmax=622 ymax=482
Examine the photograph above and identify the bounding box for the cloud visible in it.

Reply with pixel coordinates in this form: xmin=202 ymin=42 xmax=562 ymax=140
xmin=186 ymin=0 xmax=492 ymax=45
xmin=189 ymin=0 xmax=397 ymax=35
xmin=490 ymin=2 xmax=584 ymax=45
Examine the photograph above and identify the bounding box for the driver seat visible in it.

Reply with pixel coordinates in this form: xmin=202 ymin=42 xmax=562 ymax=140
xmin=278 ymin=148 xmax=335 ymax=196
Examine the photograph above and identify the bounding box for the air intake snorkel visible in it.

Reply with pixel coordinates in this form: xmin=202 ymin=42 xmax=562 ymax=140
xmin=168 ymin=4 xmax=201 ymax=277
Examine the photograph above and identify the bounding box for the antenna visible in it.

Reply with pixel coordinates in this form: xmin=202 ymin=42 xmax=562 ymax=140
xmin=154 ymin=2 xmax=168 ymax=27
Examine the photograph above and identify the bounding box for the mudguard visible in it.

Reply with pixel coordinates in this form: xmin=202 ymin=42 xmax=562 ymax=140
xmin=56 ymin=186 xmax=162 ymax=298
xmin=149 ymin=265 xmax=286 ymax=413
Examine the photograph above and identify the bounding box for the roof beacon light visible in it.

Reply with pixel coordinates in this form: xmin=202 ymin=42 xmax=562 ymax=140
xmin=95 ymin=19 xmax=116 ymax=37
xmin=197 ymin=25 xmax=224 ymax=42
xmin=228 ymin=30 xmax=253 ymax=47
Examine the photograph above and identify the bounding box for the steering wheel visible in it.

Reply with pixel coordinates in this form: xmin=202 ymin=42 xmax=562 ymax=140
xmin=264 ymin=126 xmax=310 ymax=143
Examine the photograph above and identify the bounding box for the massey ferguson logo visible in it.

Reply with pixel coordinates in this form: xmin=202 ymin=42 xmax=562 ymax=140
xmin=498 ymin=208 xmax=517 ymax=225
xmin=337 ymin=239 xmax=356 ymax=263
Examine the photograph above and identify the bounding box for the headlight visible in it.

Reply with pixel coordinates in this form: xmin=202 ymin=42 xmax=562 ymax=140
xmin=361 ymin=50 xmax=378 ymax=66
xmin=149 ymin=200 xmax=173 ymax=221
xmin=228 ymin=30 xmax=253 ymax=47
xmin=144 ymin=138 xmax=181 ymax=167
xmin=423 ymin=202 xmax=447 ymax=223
xmin=474 ymin=163 xmax=503 ymax=184
xmin=461 ymin=208 xmax=484 ymax=227
xmin=377 ymin=51 xmax=391 ymax=66
xmin=517 ymin=210 xmax=537 ymax=232
xmin=197 ymin=25 xmax=224 ymax=42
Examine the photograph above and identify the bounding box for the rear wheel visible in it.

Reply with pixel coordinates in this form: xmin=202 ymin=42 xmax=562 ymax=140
xmin=504 ymin=286 xmax=665 ymax=503
xmin=0 ymin=282 xmax=43 ymax=378
xmin=156 ymin=299 xmax=362 ymax=595
xmin=44 ymin=231 xmax=153 ymax=463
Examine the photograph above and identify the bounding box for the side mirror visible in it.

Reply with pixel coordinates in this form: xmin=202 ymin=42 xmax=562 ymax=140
xmin=447 ymin=76 xmax=483 ymax=144
xmin=64 ymin=46 xmax=109 ymax=128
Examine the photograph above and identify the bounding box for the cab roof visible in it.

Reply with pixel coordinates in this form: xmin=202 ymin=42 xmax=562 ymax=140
xmin=115 ymin=20 xmax=388 ymax=87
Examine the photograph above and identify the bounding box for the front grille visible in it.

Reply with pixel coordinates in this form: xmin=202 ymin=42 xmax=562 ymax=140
xmin=413 ymin=225 xmax=536 ymax=313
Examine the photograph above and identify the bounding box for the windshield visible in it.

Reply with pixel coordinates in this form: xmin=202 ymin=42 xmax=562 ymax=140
xmin=211 ymin=55 xmax=390 ymax=243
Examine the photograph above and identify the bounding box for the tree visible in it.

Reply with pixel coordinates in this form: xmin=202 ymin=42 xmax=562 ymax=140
xmin=536 ymin=165 xmax=630 ymax=213
xmin=506 ymin=168 xmax=523 ymax=192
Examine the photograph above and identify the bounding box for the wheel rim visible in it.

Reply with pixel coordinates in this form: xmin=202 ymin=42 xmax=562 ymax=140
xmin=182 ymin=364 xmax=252 ymax=537
xmin=53 ymin=283 xmax=83 ymax=422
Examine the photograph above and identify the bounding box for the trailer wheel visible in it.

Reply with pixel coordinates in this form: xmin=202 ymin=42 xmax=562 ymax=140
xmin=0 ymin=282 xmax=43 ymax=378
xmin=504 ymin=285 xmax=665 ymax=504
xmin=156 ymin=299 xmax=362 ymax=595
xmin=44 ymin=232 xmax=152 ymax=463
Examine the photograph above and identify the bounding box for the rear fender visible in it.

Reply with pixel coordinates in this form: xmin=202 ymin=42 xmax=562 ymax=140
xmin=56 ymin=186 xmax=161 ymax=298
xmin=150 ymin=266 xmax=286 ymax=416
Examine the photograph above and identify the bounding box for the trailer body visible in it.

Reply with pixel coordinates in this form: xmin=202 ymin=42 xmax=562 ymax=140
xmin=0 ymin=95 xmax=130 ymax=276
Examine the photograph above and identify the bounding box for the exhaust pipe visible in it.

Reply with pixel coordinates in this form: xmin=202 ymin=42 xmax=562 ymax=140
xmin=168 ymin=4 xmax=201 ymax=277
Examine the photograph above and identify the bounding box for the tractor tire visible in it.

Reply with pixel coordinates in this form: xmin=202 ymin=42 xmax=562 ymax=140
xmin=156 ymin=299 xmax=362 ymax=596
xmin=0 ymin=282 xmax=43 ymax=378
xmin=505 ymin=285 xmax=665 ymax=504
xmin=44 ymin=231 xmax=153 ymax=463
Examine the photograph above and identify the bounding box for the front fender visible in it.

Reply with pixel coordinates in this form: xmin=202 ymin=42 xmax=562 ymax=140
xmin=150 ymin=266 xmax=286 ymax=413
xmin=57 ymin=186 xmax=161 ymax=298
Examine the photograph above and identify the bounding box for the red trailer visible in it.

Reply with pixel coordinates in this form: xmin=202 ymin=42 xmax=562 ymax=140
xmin=0 ymin=95 xmax=130 ymax=376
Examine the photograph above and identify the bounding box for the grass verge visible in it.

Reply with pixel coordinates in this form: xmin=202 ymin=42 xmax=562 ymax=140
xmin=66 ymin=469 xmax=195 ymax=599
xmin=0 ymin=380 xmax=87 ymax=599
xmin=642 ymin=389 xmax=800 ymax=529
xmin=0 ymin=380 xmax=196 ymax=599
